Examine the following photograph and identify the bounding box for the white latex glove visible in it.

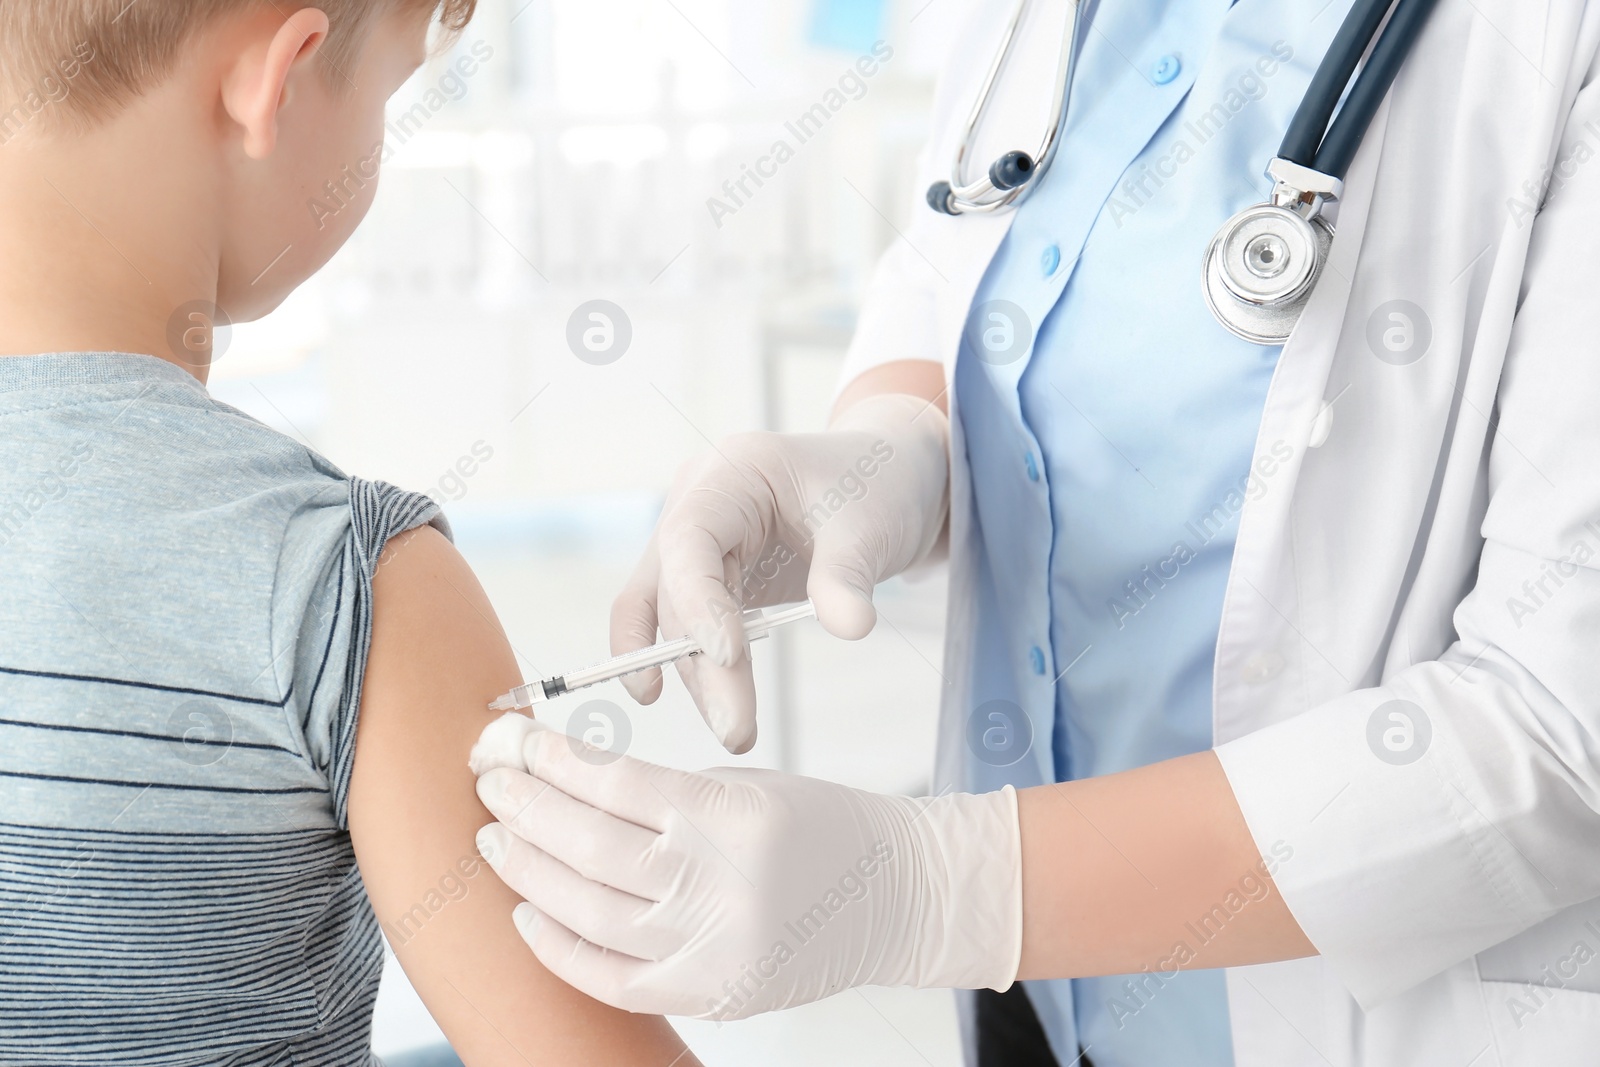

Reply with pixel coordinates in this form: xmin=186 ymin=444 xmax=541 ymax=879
xmin=471 ymin=713 xmax=1022 ymax=1020
xmin=612 ymin=393 xmax=950 ymax=753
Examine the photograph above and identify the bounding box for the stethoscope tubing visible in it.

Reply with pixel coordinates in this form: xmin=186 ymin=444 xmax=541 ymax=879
xmin=948 ymin=0 xmax=1031 ymax=206
xmin=1278 ymin=0 xmax=1394 ymax=171
xmin=1201 ymin=0 xmax=1440 ymax=344
xmin=942 ymin=0 xmax=1440 ymax=213
xmin=936 ymin=0 xmax=1444 ymax=343
xmin=942 ymin=0 xmax=1083 ymax=213
xmin=1312 ymin=0 xmax=1443 ymax=179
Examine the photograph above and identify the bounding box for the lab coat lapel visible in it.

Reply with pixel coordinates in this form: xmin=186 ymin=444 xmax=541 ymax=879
xmin=1211 ymin=95 xmax=1396 ymax=747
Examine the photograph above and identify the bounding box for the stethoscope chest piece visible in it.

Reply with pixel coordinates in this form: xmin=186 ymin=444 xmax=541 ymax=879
xmin=1202 ymin=200 xmax=1333 ymax=345
xmin=1196 ymin=0 xmax=1446 ymax=345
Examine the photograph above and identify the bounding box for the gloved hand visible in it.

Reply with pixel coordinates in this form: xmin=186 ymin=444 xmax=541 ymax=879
xmin=472 ymin=713 xmax=1022 ymax=1020
xmin=612 ymin=393 xmax=950 ymax=753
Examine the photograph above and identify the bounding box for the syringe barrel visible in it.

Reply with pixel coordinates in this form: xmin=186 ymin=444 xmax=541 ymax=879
xmin=539 ymin=601 xmax=819 ymax=698
xmin=560 ymin=633 xmax=700 ymax=691
xmin=743 ymin=600 xmax=818 ymax=637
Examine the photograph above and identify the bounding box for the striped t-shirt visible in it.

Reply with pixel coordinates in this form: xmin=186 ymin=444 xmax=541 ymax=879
xmin=0 ymin=353 xmax=447 ymax=1066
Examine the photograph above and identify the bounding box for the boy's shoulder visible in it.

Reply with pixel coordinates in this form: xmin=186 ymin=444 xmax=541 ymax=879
xmin=0 ymin=353 xmax=448 ymax=787
xmin=0 ymin=354 xmax=369 ymax=700
xmin=0 ymin=353 xmax=354 ymax=534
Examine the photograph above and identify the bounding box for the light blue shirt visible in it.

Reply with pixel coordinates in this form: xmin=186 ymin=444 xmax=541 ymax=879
xmin=954 ymin=2 xmax=1355 ymax=1064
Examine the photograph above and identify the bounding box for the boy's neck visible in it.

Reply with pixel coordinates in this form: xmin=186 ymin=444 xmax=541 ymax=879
xmin=0 ymin=95 xmax=223 ymax=384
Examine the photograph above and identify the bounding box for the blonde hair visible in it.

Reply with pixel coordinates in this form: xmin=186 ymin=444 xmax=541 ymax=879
xmin=0 ymin=0 xmax=477 ymax=119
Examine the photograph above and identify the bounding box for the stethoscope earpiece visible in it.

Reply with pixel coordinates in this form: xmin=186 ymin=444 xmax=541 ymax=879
xmin=988 ymin=151 xmax=1035 ymax=191
xmin=927 ymin=150 xmax=1036 ymax=216
xmin=926 ymin=181 xmax=959 ymax=215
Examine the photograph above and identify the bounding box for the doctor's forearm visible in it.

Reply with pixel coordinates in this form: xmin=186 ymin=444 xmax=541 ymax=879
xmin=1015 ymin=750 xmax=1316 ymax=980
xmin=831 ymin=358 xmax=947 ymax=422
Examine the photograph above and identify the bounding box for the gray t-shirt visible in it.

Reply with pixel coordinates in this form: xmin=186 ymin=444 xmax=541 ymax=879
xmin=0 ymin=353 xmax=447 ymax=1066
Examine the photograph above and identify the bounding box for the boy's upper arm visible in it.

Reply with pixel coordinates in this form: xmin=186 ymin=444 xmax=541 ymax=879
xmin=348 ymin=526 xmax=696 ymax=1067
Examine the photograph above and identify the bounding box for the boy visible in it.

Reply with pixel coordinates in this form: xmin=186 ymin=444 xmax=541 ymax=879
xmin=0 ymin=2 xmax=697 ymax=1063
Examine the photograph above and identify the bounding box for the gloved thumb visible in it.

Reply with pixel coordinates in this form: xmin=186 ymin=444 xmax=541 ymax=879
xmin=806 ymin=551 xmax=878 ymax=641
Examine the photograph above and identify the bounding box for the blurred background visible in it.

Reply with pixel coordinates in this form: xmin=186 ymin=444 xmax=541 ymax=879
xmin=212 ymin=0 xmax=966 ymax=1062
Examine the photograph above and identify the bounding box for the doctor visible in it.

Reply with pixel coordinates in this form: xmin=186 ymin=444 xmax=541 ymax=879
xmin=472 ymin=0 xmax=1600 ymax=1064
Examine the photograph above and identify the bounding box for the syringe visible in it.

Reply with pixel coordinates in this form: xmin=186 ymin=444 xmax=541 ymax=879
xmin=489 ymin=600 xmax=818 ymax=712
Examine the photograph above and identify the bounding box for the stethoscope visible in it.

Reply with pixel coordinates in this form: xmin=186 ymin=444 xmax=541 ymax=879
xmin=928 ymin=0 xmax=1441 ymax=345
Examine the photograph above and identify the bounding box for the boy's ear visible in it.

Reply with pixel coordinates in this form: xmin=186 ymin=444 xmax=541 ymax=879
xmin=221 ymin=7 xmax=331 ymax=160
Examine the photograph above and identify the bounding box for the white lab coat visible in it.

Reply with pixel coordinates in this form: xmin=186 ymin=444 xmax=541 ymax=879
xmin=839 ymin=1 xmax=1600 ymax=1063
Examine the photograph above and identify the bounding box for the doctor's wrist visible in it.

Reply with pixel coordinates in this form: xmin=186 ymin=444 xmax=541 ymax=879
xmin=879 ymin=785 xmax=1024 ymax=992
xmin=828 ymin=390 xmax=948 ymax=440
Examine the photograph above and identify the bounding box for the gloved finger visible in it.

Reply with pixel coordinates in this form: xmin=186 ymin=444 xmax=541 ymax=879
xmin=674 ymin=651 xmax=759 ymax=756
xmin=659 ymin=594 xmax=759 ymax=754
xmin=523 ymin=726 xmax=720 ymax=833
xmin=655 ymin=485 xmax=763 ymax=668
xmin=476 ymin=824 xmax=684 ymax=962
xmin=512 ymin=904 xmax=683 ymax=1016
xmin=475 ymin=769 xmax=674 ymax=901
xmin=611 ymin=540 xmax=665 ymax=705
xmin=806 ymin=522 xmax=880 ymax=641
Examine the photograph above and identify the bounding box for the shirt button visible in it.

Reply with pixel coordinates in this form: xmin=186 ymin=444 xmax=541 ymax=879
xmin=1030 ymin=646 xmax=1048 ymax=676
xmin=1040 ymin=244 xmax=1061 ymax=276
xmin=1152 ymin=54 xmax=1181 ymax=85
xmin=1024 ymin=451 xmax=1040 ymax=482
